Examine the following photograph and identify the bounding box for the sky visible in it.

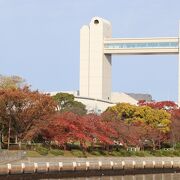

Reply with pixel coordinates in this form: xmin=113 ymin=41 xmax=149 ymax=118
xmin=0 ymin=0 xmax=180 ymax=102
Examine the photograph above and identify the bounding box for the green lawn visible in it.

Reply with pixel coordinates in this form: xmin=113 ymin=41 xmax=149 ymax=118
xmin=25 ymin=149 xmax=180 ymax=157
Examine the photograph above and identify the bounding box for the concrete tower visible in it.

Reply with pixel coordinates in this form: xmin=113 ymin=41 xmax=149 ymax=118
xmin=80 ymin=17 xmax=112 ymax=101
xmin=80 ymin=17 xmax=179 ymax=106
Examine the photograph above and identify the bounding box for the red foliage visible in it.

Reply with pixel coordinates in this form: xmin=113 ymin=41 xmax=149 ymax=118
xmin=43 ymin=111 xmax=170 ymax=150
xmin=138 ymin=100 xmax=178 ymax=111
xmin=171 ymin=109 xmax=180 ymax=119
xmin=45 ymin=112 xmax=118 ymax=149
xmin=108 ymin=119 xmax=168 ymax=149
xmin=142 ymin=124 xmax=168 ymax=149
xmin=108 ymin=120 xmax=141 ymax=147
xmin=169 ymin=109 xmax=180 ymax=143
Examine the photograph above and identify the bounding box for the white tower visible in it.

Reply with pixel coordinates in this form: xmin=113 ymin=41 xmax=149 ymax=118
xmin=80 ymin=17 xmax=179 ymax=106
xmin=80 ymin=17 xmax=112 ymax=101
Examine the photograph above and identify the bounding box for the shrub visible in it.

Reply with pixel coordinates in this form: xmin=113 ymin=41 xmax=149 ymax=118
xmin=36 ymin=146 xmax=49 ymax=156
xmin=71 ymin=150 xmax=86 ymax=157
xmin=49 ymin=149 xmax=64 ymax=156
xmin=109 ymin=151 xmax=120 ymax=156
xmin=99 ymin=150 xmax=108 ymax=156
xmin=119 ymin=150 xmax=130 ymax=156
xmin=173 ymin=150 xmax=180 ymax=156
xmin=109 ymin=150 xmax=134 ymax=157
xmin=149 ymin=150 xmax=163 ymax=156
xmin=90 ymin=150 xmax=102 ymax=156
xmin=161 ymin=142 xmax=171 ymax=149
xmin=161 ymin=150 xmax=174 ymax=157
xmin=67 ymin=143 xmax=81 ymax=150
xmin=175 ymin=143 xmax=180 ymax=149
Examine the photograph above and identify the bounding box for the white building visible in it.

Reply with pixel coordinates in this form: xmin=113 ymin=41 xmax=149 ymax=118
xmin=48 ymin=17 xmax=180 ymax=112
xmin=79 ymin=17 xmax=180 ymax=106
xmin=48 ymin=91 xmax=139 ymax=113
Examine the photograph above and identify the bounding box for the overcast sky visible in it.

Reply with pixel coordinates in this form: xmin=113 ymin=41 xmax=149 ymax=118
xmin=0 ymin=0 xmax=180 ymax=101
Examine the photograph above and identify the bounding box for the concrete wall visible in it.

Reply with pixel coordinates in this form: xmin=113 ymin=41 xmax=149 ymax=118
xmin=1 ymin=158 xmax=180 ymax=178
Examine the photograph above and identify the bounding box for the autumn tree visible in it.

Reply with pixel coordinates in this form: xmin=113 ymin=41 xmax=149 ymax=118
xmin=138 ymin=100 xmax=178 ymax=111
xmin=169 ymin=109 xmax=180 ymax=148
xmin=103 ymin=103 xmax=171 ymax=132
xmin=0 ymin=87 xmax=57 ymax=149
xmin=44 ymin=112 xmax=117 ymax=151
xmin=138 ymin=101 xmax=180 ymax=148
xmin=0 ymin=75 xmax=26 ymax=89
xmin=83 ymin=114 xmax=118 ymax=150
xmin=137 ymin=122 xmax=168 ymax=150
xmin=53 ymin=92 xmax=87 ymax=115
xmin=108 ymin=120 xmax=143 ymax=148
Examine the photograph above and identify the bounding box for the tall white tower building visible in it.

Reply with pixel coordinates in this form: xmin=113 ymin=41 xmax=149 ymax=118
xmin=80 ymin=17 xmax=179 ymax=105
xmin=80 ymin=17 xmax=112 ymax=101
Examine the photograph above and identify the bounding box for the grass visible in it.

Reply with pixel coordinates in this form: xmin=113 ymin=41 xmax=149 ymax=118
xmin=25 ymin=149 xmax=180 ymax=157
xmin=26 ymin=150 xmax=43 ymax=157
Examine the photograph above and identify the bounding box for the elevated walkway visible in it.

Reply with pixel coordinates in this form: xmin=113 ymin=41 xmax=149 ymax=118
xmin=104 ymin=37 xmax=179 ymax=55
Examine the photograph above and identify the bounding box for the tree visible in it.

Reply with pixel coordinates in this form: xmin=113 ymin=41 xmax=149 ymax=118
xmin=0 ymin=75 xmax=26 ymax=89
xmin=53 ymin=92 xmax=87 ymax=115
xmin=0 ymin=87 xmax=57 ymax=149
xmin=169 ymin=109 xmax=180 ymax=148
xmin=138 ymin=122 xmax=168 ymax=150
xmin=103 ymin=103 xmax=136 ymax=121
xmin=138 ymin=101 xmax=180 ymax=148
xmin=138 ymin=100 xmax=178 ymax=111
xmin=109 ymin=119 xmax=168 ymax=150
xmin=103 ymin=103 xmax=171 ymax=133
xmin=108 ymin=120 xmax=142 ymax=148
xmin=44 ymin=112 xmax=117 ymax=151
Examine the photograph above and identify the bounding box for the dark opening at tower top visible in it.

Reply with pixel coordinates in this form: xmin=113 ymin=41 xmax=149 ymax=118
xmin=94 ymin=19 xmax=99 ymax=24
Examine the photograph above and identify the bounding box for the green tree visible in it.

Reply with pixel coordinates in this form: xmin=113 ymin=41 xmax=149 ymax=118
xmin=53 ymin=93 xmax=74 ymax=109
xmin=53 ymin=93 xmax=87 ymax=115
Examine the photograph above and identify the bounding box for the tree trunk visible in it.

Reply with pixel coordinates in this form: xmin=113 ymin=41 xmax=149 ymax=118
xmin=171 ymin=131 xmax=175 ymax=149
xmin=2 ymin=134 xmax=4 ymax=143
xmin=7 ymin=119 xmax=11 ymax=150
xmin=0 ymin=131 xmax=1 ymax=149
xmin=63 ymin=143 xmax=67 ymax=150
xmin=15 ymin=135 xmax=18 ymax=144
xmin=106 ymin=145 xmax=110 ymax=152
xmin=152 ymin=140 xmax=156 ymax=150
xmin=18 ymin=141 xmax=22 ymax=150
